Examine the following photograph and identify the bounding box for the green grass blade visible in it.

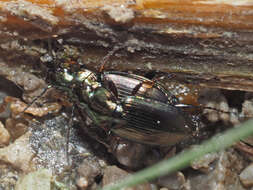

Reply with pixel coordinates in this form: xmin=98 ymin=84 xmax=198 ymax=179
xmin=101 ymin=119 xmax=253 ymax=190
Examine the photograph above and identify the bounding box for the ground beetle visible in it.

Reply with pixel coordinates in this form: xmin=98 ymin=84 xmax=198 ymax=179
xmin=53 ymin=60 xmax=199 ymax=146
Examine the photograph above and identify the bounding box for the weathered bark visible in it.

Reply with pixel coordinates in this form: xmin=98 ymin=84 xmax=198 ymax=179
xmin=0 ymin=0 xmax=253 ymax=91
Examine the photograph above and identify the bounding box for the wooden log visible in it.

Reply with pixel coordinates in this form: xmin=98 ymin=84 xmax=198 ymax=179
xmin=0 ymin=0 xmax=253 ymax=91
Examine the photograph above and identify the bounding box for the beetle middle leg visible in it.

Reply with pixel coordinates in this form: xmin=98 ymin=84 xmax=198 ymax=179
xmin=131 ymin=72 xmax=175 ymax=97
xmin=77 ymin=102 xmax=126 ymax=149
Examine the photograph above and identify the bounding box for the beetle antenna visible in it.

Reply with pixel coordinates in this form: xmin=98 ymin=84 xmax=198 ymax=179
xmin=20 ymin=85 xmax=52 ymax=115
xmin=66 ymin=104 xmax=74 ymax=166
xmin=99 ymin=46 xmax=123 ymax=72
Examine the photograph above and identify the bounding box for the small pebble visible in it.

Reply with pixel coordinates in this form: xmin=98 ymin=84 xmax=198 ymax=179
xmin=76 ymin=177 xmax=89 ymax=190
xmin=102 ymin=166 xmax=152 ymax=190
xmin=77 ymin=157 xmax=102 ymax=187
xmin=0 ymin=132 xmax=35 ymax=172
xmin=0 ymin=121 xmax=10 ymax=146
xmin=240 ymin=163 xmax=253 ymax=187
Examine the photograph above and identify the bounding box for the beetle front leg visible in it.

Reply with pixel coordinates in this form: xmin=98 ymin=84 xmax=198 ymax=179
xmin=79 ymin=102 xmax=123 ymax=127
xmin=77 ymin=102 xmax=125 ymax=147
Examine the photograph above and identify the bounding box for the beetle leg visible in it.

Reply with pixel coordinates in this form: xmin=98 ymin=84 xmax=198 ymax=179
xmin=77 ymin=102 xmax=125 ymax=148
xmin=131 ymin=72 xmax=175 ymax=96
xmin=131 ymin=82 xmax=143 ymax=96
xmin=131 ymin=81 xmax=155 ymax=96
xmin=104 ymin=80 xmax=119 ymax=98
xmin=174 ymin=103 xmax=234 ymax=115
xmin=78 ymin=102 xmax=124 ymax=128
xmin=21 ymin=85 xmax=52 ymax=114
xmin=66 ymin=105 xmax=75 ymax=166
xmin=174 ymin=103 xmax=197 ymax=111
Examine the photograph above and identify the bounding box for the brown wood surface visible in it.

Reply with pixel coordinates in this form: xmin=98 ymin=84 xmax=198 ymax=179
xmin=0 ymin=0 xmax=253 ymax=91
